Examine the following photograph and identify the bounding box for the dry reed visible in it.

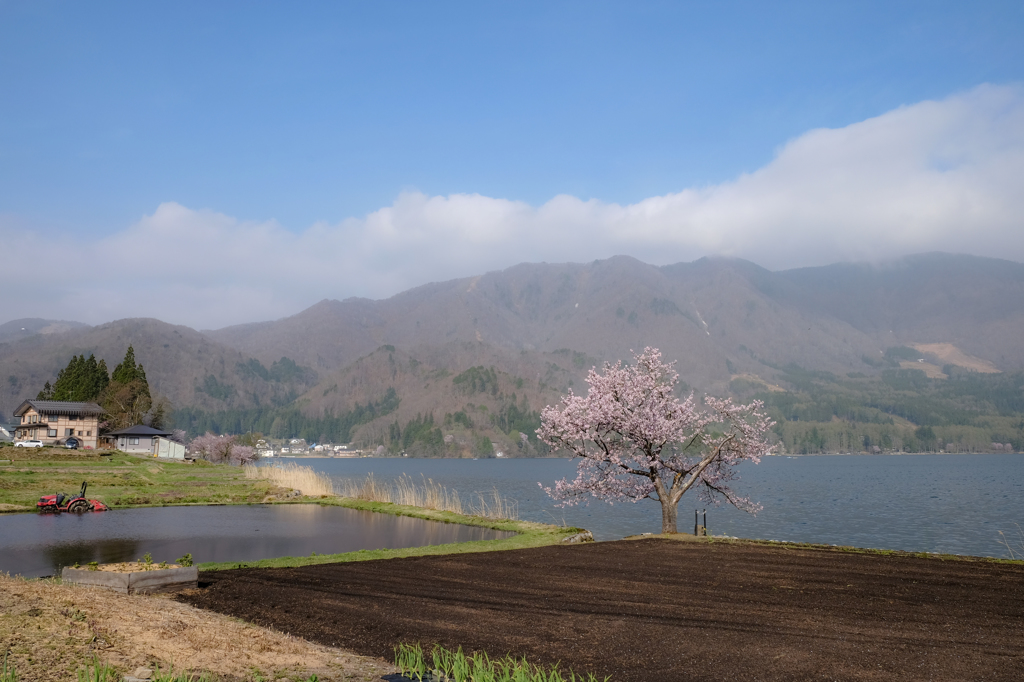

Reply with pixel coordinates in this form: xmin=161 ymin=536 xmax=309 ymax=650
xmin=245 ymin=463 xmax=518 ymax=520
xmin=336 ymin=473 xmax=518 ymax=520
xmin=244 ymin=463 xmax=336 ymax=497
xmin=999 ymin=523 xmax=1024 ymax=560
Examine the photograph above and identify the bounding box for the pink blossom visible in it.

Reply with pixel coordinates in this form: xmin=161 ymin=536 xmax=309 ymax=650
xmin=188 ymin=432 xmax=255 ymax=465
xmin=538 ymin=348 xmax=774 ymax=533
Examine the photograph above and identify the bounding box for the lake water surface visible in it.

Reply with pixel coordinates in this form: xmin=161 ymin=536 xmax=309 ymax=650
xmin=2 ymin=453 xmax=1020 ymax=578
xmin=0 ymin=504 xmax=515 ymax=578
xmin=302 ymin=453 xmax=1024 ymax=558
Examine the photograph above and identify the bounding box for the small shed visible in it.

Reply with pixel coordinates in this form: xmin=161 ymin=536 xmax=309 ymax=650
xmin=108 ymin=425 xmax=174 ymax=455
xmin=155 ymin=437 xmax=186 ymax=459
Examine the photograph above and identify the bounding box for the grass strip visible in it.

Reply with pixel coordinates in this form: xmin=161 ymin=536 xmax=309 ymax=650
xmin=395 ymin=642 xmax=609 ymax=682
xmin=198 ymin=497 xmax=583 ymax=571
xmin=622 ymin=532 xmax=1024 ymax=565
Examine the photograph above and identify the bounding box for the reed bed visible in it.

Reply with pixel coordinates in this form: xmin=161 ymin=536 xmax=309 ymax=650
xmin=336 ymin=473 xmax=519 ymax=521
xmin=245 ymin=463 xmax=518 ymax=520
xmin=999 ymin=523 xmax=1024 ymax=560
xmin=395 ymin=643 xmax=608 ymax=682
xmin=244 ymin=463 xmax=336 ymax=497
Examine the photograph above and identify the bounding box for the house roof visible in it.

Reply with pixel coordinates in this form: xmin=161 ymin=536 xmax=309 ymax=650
xmin=14 ymin=400 xmax=104 ymax=417
xmin=106 ymin=424 xmax=173 ymax=437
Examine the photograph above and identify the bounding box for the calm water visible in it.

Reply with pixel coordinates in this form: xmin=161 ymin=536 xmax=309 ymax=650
xmin=299 ymin=453 xmax=1024 ymax=557
xmin=3 ymin=453 xmax=1020 ymax=578
xmin=0 ymin=504 xmax=515 ymax=578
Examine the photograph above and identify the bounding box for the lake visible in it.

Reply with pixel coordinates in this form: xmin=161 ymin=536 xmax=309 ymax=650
xmin=2 ymin=453 xmax=1020 ymax=579
xmin=300 ymin=453 xmax=1024 ymax=558
xmin=0 ymin=504 xmax=515 ymax=578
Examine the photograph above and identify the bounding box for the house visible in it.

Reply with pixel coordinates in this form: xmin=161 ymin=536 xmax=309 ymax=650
xmin=12 ymin=400 xmax=104 ymax=448
xmin=107 ymin=424 xmax=175 ymax=456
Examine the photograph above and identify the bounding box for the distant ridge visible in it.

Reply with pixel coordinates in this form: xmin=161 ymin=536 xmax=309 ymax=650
xmin=2 ymin=253 xmax=1023 ymax=454
xmin=0 ymin=318 xmax=90 ymax=344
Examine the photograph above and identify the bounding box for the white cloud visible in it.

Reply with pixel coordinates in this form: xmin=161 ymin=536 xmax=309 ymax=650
xmin=2 ymin=83 xmax=1023 ymax=329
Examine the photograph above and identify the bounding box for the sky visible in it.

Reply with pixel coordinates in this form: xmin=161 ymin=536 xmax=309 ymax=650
xmin=2 ymin=1 xmax=1023 ymax=329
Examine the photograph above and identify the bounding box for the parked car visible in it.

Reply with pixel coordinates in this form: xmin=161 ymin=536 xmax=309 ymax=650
xmin=15 ymin=440 xmax=44 ymax=448
xmin=64 ymin=437 xmax=80 ymax=449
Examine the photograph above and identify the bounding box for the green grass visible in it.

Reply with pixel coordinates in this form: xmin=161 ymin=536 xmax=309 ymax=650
xmin=1 ymin=651 xmax=18 ymax=682
xmin=76 ymin=658 xmax=117 ymax=682
xmin=0 ymin=450 xmax=275 ymax=511
xmin=395 ymin=643 xmax=609 ymax=682
xmin=625 ymin=532 xmax=1024 ymax=565
xmin=199 ymin=497 xmax=584 ymax=571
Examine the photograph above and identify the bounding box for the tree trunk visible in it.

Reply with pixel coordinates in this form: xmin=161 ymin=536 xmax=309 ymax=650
xmin=660 ymin=498 xmax=678 ymax=534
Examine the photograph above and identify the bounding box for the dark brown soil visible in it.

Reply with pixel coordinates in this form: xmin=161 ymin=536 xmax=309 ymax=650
xmin=178 ymin=539 xmax=1024 ymax=681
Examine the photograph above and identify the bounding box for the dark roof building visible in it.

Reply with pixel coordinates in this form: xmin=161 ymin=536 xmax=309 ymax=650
xmin=13 ymin=400 xmax=104 ymax=418
xmin=106 ymin=425 xmax=173 ymax=437
xmin=107 ymin=424 xmax=175 ymax=456
xmin=12 ymin=400 xmax=104 ymax=449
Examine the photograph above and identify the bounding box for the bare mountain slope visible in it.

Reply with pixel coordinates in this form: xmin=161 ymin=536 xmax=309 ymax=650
xmin=206 ymin=254 xmax=1024 ymax=394
xmin=205 ymin=256 xmax=894 ymax=395
xmin=0 ymin=318 xmax=317 ymax=417
xmin=5 ymin=253 xmax=1020 ymax=432
xmin=0 ymin=318 xmax=90 ymax=344
xmin=767 ymin=253 xmax=1024 ymax=369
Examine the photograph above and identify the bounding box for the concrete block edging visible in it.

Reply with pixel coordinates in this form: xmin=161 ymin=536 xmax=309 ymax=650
xmin=62 ymin=566 xmax=199 ymax=594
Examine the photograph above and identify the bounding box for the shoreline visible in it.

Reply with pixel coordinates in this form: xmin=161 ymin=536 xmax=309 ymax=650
xmin=197 ymin=497 xmax=582 ymax=571
xmin=4 ymin=503 xmax=1023 ymax=680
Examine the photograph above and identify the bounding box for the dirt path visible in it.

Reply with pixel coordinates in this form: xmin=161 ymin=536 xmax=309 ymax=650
xmin=179 ymin=539 xmax=1024 ymax=681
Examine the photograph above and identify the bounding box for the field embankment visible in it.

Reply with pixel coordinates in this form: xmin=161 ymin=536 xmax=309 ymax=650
xmin=199 ymin=496 xmax=580 ymax=571
xmin=0 ymin=450 xmax=283 ymax=511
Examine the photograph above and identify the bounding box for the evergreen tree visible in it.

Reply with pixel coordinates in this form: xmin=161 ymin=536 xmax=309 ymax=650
xmin=101 ymin=345 xmax=153 ymax=430
xmin=39 ymin=353 xmax=110 ymax=402
xmin=92 ymin=358 xmax=110 ymax=398
xmin=111 ymin=345 xmax=139 ymax=384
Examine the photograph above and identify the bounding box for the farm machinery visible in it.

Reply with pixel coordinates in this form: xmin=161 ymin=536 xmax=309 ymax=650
xmin=37 ymin=481 xmax=109 ymax=513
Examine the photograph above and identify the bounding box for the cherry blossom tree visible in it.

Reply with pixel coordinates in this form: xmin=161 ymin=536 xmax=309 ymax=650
xmin=538 ymin=347 xmax=774 ymax=534
xmin=188 ymin=432 xmax=256 ymax=465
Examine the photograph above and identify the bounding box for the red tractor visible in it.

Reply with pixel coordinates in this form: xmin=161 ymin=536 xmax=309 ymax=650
xmin=37 ymin=481 xmax=110 ymax=513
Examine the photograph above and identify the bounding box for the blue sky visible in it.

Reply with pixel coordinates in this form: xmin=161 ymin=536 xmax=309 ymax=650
xmin=2 ymin=2 xmax=1024 ymax=328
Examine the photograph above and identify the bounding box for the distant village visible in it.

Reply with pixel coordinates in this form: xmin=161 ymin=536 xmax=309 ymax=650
xmin=253 ymin=438 xmax=368 ymax=458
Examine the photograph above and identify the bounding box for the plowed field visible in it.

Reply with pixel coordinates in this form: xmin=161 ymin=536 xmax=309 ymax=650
xmin=179 ymin=539 xmax=1024 ymax=681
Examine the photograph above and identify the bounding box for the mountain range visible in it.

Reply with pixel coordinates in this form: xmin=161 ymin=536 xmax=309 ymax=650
xmin=2 ymin=253 xmax=1022 ymax=453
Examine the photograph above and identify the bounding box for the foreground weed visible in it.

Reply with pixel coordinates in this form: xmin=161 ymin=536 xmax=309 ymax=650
xmin=2 ymin=651 xmax=17 ymax=682
xmin=395 ymin=643 xmax=609 ymax=682
xmin=395 ymin=643 xmax=429 ymax=680
xmin=77 ymin=658 xmax=116 ymax=682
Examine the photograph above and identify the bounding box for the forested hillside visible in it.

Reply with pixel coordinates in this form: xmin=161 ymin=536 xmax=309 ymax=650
xmin=3 ymin=253 xmax=1023 ymax=455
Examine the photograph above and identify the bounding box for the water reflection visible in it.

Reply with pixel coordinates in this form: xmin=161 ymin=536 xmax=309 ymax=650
xmin=42 ymin=539 xmax=141 ymax=569
xmin=0 ymin=505 xmax=515 ymax=578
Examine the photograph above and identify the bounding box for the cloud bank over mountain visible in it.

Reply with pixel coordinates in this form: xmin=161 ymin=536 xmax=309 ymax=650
xmin=3 ymin=84 xmax=1022 ymax=329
